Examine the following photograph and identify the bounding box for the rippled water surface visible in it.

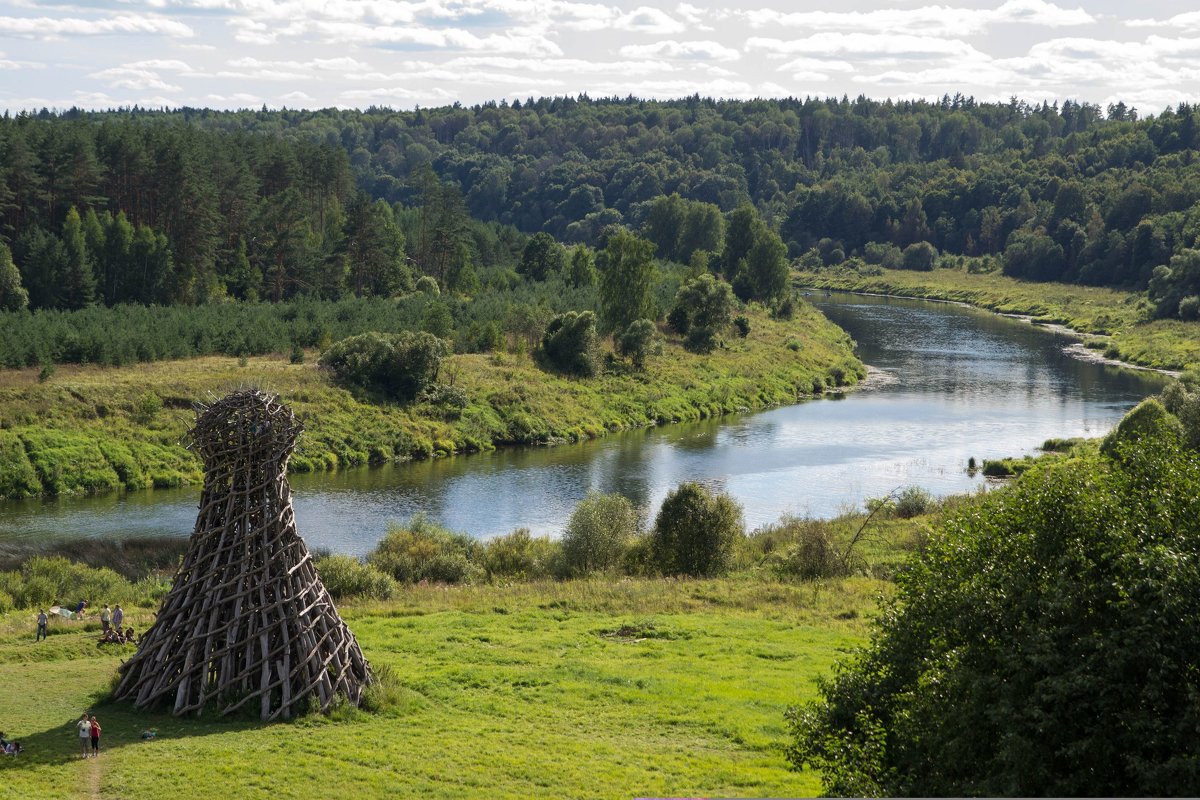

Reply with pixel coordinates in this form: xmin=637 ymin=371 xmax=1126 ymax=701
xmin=0 ymin=293 xmax=1168 ymax=555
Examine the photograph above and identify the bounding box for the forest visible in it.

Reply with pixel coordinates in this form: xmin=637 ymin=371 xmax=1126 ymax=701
xmin=2 ymin=94 xmax=1200 ymax=349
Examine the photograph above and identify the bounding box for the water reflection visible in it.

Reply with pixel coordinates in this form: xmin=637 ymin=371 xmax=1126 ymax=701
xmin=0 ymin=293 xmax=1168 ymax=555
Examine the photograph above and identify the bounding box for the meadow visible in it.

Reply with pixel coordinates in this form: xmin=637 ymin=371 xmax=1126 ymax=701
xmin=797 ymin=265 xmax=1200 ymax=372
xmin=0 ymin=300 xmax=862 ymax=501
xmin=0 ymin=575 xmax=883 ymax=799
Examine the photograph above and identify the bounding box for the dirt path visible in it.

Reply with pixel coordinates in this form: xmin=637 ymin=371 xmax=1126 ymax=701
xmin=85 ymin=750 xmax=102 ymax=799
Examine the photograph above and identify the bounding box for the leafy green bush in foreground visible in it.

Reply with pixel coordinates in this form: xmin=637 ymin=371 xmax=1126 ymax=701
xmin=787 ymin=414 xmax=1200 ymax=795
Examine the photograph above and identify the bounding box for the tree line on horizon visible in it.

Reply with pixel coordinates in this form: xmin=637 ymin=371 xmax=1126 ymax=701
xmin=2 ymin=93 xmax=1200 ymax=321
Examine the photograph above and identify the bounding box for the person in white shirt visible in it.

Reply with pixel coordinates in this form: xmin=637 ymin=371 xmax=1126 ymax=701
xmin=76 ymin=714 xmax=91 ymax=758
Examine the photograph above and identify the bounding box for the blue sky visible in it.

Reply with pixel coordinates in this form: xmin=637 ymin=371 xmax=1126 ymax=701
xmin=1 ymin=0 xmax=1198 ymax=112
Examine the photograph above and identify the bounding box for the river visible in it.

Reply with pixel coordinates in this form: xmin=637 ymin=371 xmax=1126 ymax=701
xmin=0 ymin=292 xmax=1168 ymax=555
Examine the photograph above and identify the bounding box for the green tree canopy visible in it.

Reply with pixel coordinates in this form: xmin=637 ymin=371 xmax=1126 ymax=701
xmin=651 ymin=482 xmax=743 ymax=576
xmin=541 ymin=310 xmax=599 ymax=377
xmin=0 ymin=242 xmax=29 ymax=311
xmin=788 ymin=419 xmax=1200 ymax=796
xmin=597 ymin=228 xmax=656 ymax=334
xmin=518 ymin=232 xmax=564 ymax=281
xmin=671 ymin=273 xmax=734 ymax=353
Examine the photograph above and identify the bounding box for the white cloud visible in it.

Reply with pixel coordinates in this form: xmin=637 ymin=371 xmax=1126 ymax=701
xmin=1127 ymin=11 xmax=1200 ymax=31
xmin=0 ymin=13 xmax=193 ymax=39
xmin=280 ymin=90 xmax=316 ymax=104
xmin=339 ymin=85 xmax=458 ymax=105
xmin=121 ymin=59 xmax=193 ymax=72
xmin=579 ymin=77 xmax=792 ymax=100
xmin=779 ymin=57 xmax=855 ymax=74
xmin=675 ymin=3 xmax=712 ymax=31
xmin=741 ymin=0 xmax=1093 ymax=37
xmin=204 ymin=92 xmax=263 ymax=105
xmin=748 ymin=33 xmax=988 ymax=61
xmin=619 ymin=40 xmax=740 ymax=62
xmin=92 ymin=66 xmax=183 ymax=91
xmin=343 ymin=56 xmax=681 ymax=84
xmin=613 ymin=6 xmax=685 ymax=34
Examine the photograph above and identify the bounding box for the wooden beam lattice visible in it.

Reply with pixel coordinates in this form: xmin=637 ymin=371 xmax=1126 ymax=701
xmin=115 ymin=389 xmax=370 ymax=720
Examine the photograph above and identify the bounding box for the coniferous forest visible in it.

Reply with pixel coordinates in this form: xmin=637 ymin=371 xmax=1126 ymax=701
xmin=3 ymin=95 xmax=1200 ymax=348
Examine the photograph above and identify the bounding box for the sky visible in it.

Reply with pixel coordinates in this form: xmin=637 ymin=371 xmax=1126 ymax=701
xmin=1 ymin=0 xmax=1198 ymax=114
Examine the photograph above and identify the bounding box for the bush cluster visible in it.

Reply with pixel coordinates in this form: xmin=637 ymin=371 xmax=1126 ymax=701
xmin=312 ymin=484 xmax=749 ymax=599
xmin=318 ymin=331 xmax=448 ymax=401
xmin=787 ymin=405 xmax=1200 ymax=796
xmin=0 ymin=556 xmax=170 ymax=612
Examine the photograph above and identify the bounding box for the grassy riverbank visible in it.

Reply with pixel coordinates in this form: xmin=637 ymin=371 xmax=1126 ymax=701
xmin=0 ymin=575 xmax=883 ymax=799
xmin=797 ymin=266 xmax=1200 ymax=372
xmin=0 ymin=301 xmax=862 ymax=501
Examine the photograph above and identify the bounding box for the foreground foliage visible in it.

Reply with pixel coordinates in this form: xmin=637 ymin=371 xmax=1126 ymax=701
xmin=788 ymin=416 xmax=1200 ymax=795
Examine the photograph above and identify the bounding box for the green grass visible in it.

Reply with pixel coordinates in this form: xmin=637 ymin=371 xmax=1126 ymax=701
xmin=0 ymin=301 xmax=862 ymax=500
xmin=0 ymin=576 xmax=883 ymax=799
xmin=797 ymin=266 xmax=1200 ymax=371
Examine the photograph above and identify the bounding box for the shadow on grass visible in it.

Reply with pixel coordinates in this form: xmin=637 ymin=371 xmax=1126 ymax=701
xmin=0 ymin=694 xmax=271 ymax=770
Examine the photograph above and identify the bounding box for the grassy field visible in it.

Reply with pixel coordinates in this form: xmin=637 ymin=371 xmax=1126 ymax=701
xmin=0 ymin=301 xmax=862 ymax=501
xmin=0 ymin=576 xmax=883 ymax=799
xmin=797 ymin=266 xmax=1200 ymax=371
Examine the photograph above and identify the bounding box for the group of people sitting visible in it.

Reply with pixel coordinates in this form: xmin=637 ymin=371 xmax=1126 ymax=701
xmin=0 ymin=732 xmax=22 ymax=756
xmin=97 ymin=626 xmax=137 ymax=646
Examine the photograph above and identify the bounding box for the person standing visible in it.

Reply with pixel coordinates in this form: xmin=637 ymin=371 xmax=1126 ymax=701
xmin=112 ymin=604 xmax=123 ymax=631
xmin=36 ymin=609 xmax=47 ymax=641
xmin=100 ymin=605 xmax=111 ymax=633
xmin=89 ymin=714 xmax=101 ymax=757
xmin=76 ymin=714 xmax=91 ymax=758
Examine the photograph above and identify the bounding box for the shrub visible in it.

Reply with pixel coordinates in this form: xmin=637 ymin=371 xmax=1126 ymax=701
xmin=318 ymin=331 xmax=448 ymax=402
xmin=771 ymin=295 xmax=795 ymax=320
xmin=315 ymin=555 xmax=398 ymax=600
xmin=666 ymin=304 xmax=689 ymax=334
xmin=754 ymin=516 xmax=847 ymax=580
xmin=289 ymin=344 xmax=305 ymax=364
xmin=900 ymin=241 xmax=937 ymax=271
xmin=541 ymin=310 xmax=599 ymax=377
xmin=786 ymin=425 xmax=1200 ymax=796
xmin=561 ymin=492 xmax=640 ymax=577
xmin=0 ymin=555 xmax=137 ymax=609
xmin=733 ymin=315 xmax=751 ymax=337
xmin=133 ymin=391 xmax=163 ymax=422
xmin=616 ymin=318 xmax=660 ymax=370
xmin=1159 ymin=378 xmax=1200 ymax=450
xmin=1180 ymin=295 xmax=1200 ymax=321
xmin=864 ymin=241 xmax=902 ymax=268
xmin=366 ymin=515 xmax=481 ymax=584
xmin=415 ymin=275 xmax=440 ymax=295
xmin=893 ymin=485 xmax=933 ymax=518
xmin=671 ymin=274 xmax=734 ymax=354
xmin=1100 ymin=397 xmax=1183 ymax=461
xmin=651 ymin=482 xmax=744 ymax=576
xmin=479 ymin=528 xmax=561 ymax=581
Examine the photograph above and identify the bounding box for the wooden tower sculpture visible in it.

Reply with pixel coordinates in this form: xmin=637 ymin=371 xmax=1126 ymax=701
xmin=115 ymin=389 xmax=370 ymax=720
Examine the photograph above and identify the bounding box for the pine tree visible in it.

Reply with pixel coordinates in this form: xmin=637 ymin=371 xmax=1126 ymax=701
xmin=0 ymin=241 xmax=29 ymax=311
xmin=61 ymin=206 xmax=96 ymax=309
